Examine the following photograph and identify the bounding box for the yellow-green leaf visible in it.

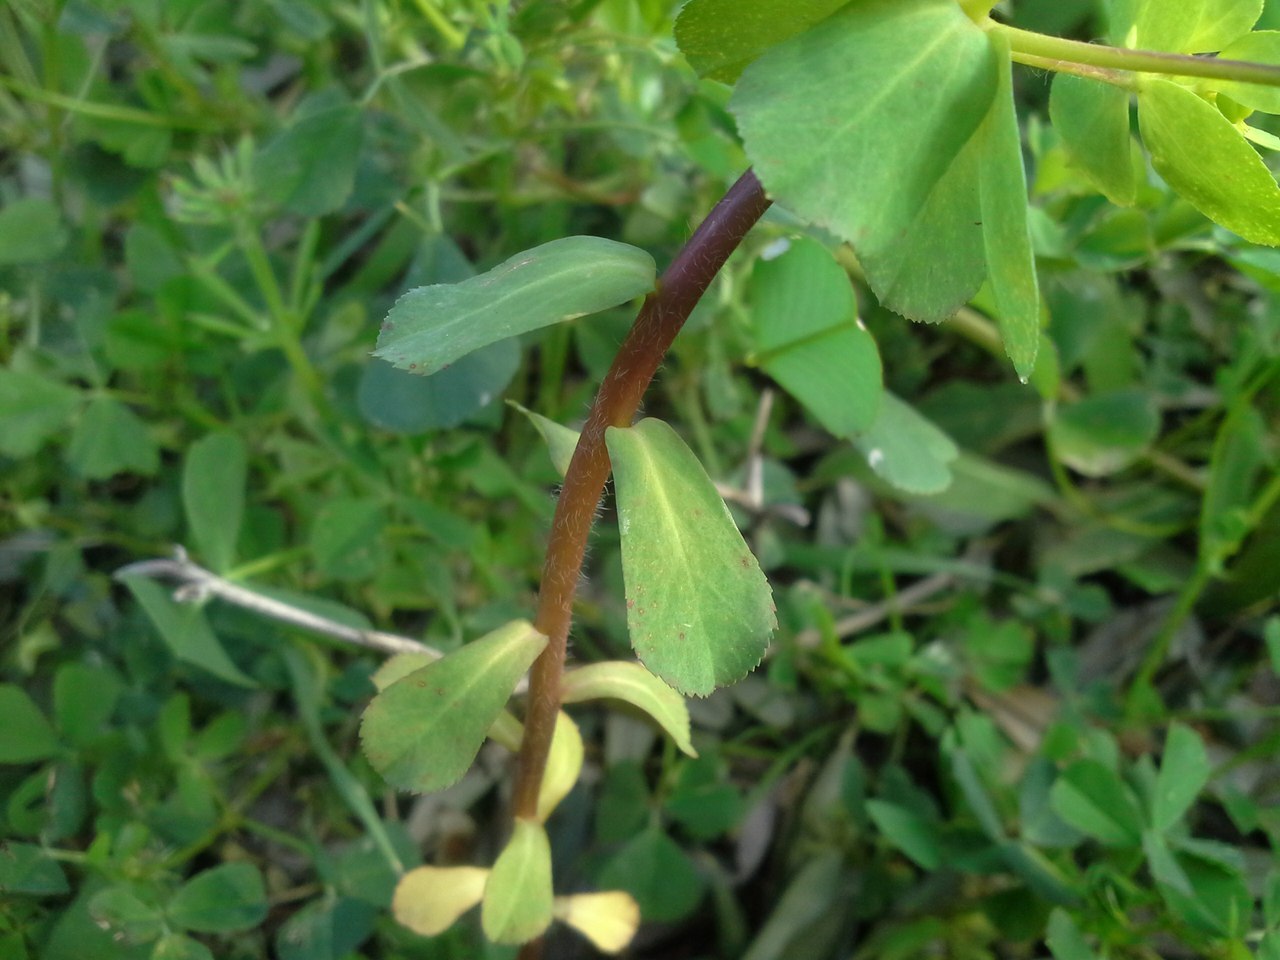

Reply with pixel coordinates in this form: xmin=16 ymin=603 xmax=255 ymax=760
xmin=392 ymin=866 xmax=489 ymax=936
xmin=554 ymin=891 xmax=641 ymax=954
xmin=562 ymin=661 xmax=696 ymax=756
xmin=482 ymin=819 xmax=554 ymax=945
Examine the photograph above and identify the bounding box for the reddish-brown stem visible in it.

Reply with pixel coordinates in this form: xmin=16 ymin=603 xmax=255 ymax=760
xmin=510 ymin=170 xmax=771 ymax=824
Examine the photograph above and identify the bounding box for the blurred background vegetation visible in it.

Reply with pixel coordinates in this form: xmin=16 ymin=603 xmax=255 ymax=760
xmin=1 ymin=0 xmax=1278 ymax=957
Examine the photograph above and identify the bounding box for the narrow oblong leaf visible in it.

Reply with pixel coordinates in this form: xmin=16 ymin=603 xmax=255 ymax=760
xmin=374 ymin=237 xmax=656 ymax=376
xmin=1153 ymin=723 xmax=1210 ymax=833
xmin=537 ymin=712 xmax=584 ymax=822
xmin=182 ymin=431 xmax=248 ymax=574
xmin=1138 ymin=78 xmax=1280 ymax=245
xmin=482 ymin=819 xmax=554 ymax=945
xmin=748 ymin=237 xmax=883 ymax=437
xmin=359 ymin=621 xmax=546 ymax=793
xmin=1049 ymin=74 xmax=1137 ymax=205
xmin=562 ymin=661 xmax=696 ymax=757
xmin=392 ymin=866 xmax=489 ymax=936
xmin=554 ymin=892 xmax=641 ymax=955
xmin=731 ymin=0 xmax=998 ymax=323
xmin=978 ymin=34 xmax=1039 ymax=378
xmin=606 ymin=419 xmax=776 ymax=696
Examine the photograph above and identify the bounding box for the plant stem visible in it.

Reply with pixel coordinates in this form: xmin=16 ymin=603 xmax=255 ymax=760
xmin=993 ymin=22 xmax=1280 ymax=88
xmin=510 ymin=171 xmax=771 ymax=825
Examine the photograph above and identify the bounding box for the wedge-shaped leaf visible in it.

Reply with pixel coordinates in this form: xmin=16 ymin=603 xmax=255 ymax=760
xmin=1049 ymin=759 xmax=1144 ymax=846
xmin=606 ymin=419 xmax=776 ymax=696
xmin=361 ymin=621 xmax=545 ymax=793
xmin=749 ymin=237 xmax=882 ymax=436
xmin=562 ymin=661 xmax=696 ymax=756
xmin=554 ymin=892 xmax=641 ymax=955
xmin=537 ymin=711 xmax=584 ymax=822
xmin=168 ymin=862 xmax=267 ymax=934
xmin=866 ymin=800 xmax=942 ymax=868
xmin=1049 ymin=73 xmax=1137 ymax=206
xmin=0 ymin=370 xmax=80 ymax=458
xmin=67 ymin=396 xmax=159 ymax=479
xmin=122 ymin=576 xmax=257 ymax=688
xmin=375 ymin=237 xmax=656 ymax=375
xmin=0 ymin=685 xmax=60 ymax=763
xmin=255 ymin=92 xmax=364 ymax=216
xmin=183 ymin=431 xmax=247 ymax=574
xmin=1046 ymin=908 xmax=1100 ymax=960
xmin=482 ymin=819 xmax=554 ymax=945
xmin=509 ymin=401 xmax=580 ymax=477
xmin=1134 ymin=0 xmax=1261 ymax=53
xmin=0 ymin=842 xmax=69 ymax=895
xmin=731 ymin=0 xmax=998 ymax=323
xmin=88 ymin=887 xmax=165 ymax=945
xmin=392 ymin=866 xmax=489 ymax=937
xmin=674 ymin=0 xmax=851 ymax=83
xmin=1138 ymin=78 xmax=1280 ymax=245
xmin=979 ymin=34 xmax=1039 ymax=379
xmin=1048 ymin=388 xmax=1159 ymax=477
xmin=1217 ymin=31 xmax=1280 ymax=114
xmin=854 ymin=393 xmax=958 ymax=495
xmin=1153 ymin=723 xmax=1210 ymax=833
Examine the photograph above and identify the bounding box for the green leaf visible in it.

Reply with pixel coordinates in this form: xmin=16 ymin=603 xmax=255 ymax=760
xmin=481 ymin=819 xmax=554 ymax=945
xmin=748 ymin=237 xmax=883 ymax=436
xmin=1049 ymin=759 xmax=1144 ymax=846
xmin=853 ymin=393 xmax=959 ymax=494
xmin=598 ymin=827 xmax=705 ymax=923
xmin=1153 ymin=723 xmax=1210 ymax=833
xmin=508 ymin=400 xmax=581 ymax=476
xmin=152 ymin=934 xmax=215 ymax=960
xmin=606 ymin=418 xmax=776 ymax=696
xmin=1134 ymin=0 xmax=1261 ymax=52
xmin=183 ymin=431 xmax=248 ymax=574
xmin=866 ymin=799 xmax=942 ymax=868
xmin=739 ymin=852 xmax=843 ymax=960
xmin=1050 ymin=75 xmax=1137 ymax=205
xmin=308 ymin=497 xmax=386 ymax=582
xmin=673 ymin=0 xmax=851 ymax=83
xmin=67 ymin=396 xmax=159 ymax=480
xmin=0 ymin=370 xmax=81 ymax=457
xmin=1217 ymin=31 xmax=1280 ymax=114
xmin=275 ymin=897 xmax=376 ymax=960
xmin=1048 ymin=388 xmax=1159 ymax=476
xmin=561 ymin=661 xmax=696 ymax=757
xmin=0 ymin=198 xmax=67 ymax=264
xmin=731 ymin=0 xmax=998 ymax=323
xmin=53 ymin=662 xmax=122 ymax=748
xmin=375 ymin=237 xmax=656 ymax=375
xmin=359 ymin=620 xmax=546 ymax=793
xmin=978 ymin=34 xmax=1040 ymax=378
xmin=1046 ymin=908 xmax=1099 ymax=960
xmin=88 ymin=887 xmax=164 ymax=945
xmin=121 ymin=576 xmax=257 ymax=688
xmin=255 ymin=93 xmax=364 ymax=215
xmin=537 ymin=711 xmax=584 ymax=822
xmin=167 ymin=863 xmax=267 ymax=934
xmin=0 ymin=842 xmax=70 ymax=896
xmin=1138 ymin=78 xmax=1280 ymax=244
xmin=0 ymin=685 xmax=61 ymax=763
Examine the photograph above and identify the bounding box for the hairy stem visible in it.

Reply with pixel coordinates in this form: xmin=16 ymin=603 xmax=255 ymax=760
xmin=510 ymin=170 xmax=771 ymax=823
xmin=993 ymin=22 xmax=1280 ymax=88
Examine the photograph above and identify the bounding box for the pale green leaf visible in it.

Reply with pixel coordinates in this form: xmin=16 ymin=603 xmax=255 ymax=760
xmin=673 ymin=0 xmax=851 ymax=82
xmin=482 ymin=819 xmax=554 ymax=945
xmin=392 ymin=866 xmax=489 ymax=936
xmin=1138 ymin=78 xmax=1280 ymax=244
xmin=1217 ymin=30 xmax=1280 ymax=114
xmin=606 ymin=419 xmax=776 ymax=696
xmin=979 ymin=34 xmax=1040 ymax=378
xmin=370 ymin=652 xmax=438 ymax=691
xmin=748 ymin=237 xmax=882 ymax=436
xmin=508 ymin=401 xmax=580 ymax=477
xmin=731 ymin=0 xmax=998 ymax=323
xmin=359 ymin=621 xmax=546 ymax=793
xmin=122 ymin=576 xmax=258 ymax=688
xmin=0 ymin=370 xmax=80 ymax=457
xmin=375 ymin=237 xmax=656 ymax=375
xmin=1153 ymin=723 xmax=1210 ymax=833
xmin=183 ymin=431 xmax=247 ymax=574
xmin=1049 ymin=73 xmax=1137 ymax=205
xmin=562 ymin=661 xmax=696 ymax=756
xmin=1134 ymin=0 xmax=1261 ymax=52
xmin=537 ymin=711 xmax=584 ymax=822
xmin=853 ymin=393 xmax=958 ymax=495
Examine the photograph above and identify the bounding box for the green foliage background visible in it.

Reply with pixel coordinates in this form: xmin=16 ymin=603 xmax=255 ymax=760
xmin=1 ymin=0 xmax=1279 ymax=957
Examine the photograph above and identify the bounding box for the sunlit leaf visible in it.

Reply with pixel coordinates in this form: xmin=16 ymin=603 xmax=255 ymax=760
xmin=375 ymin=237 xmax=656 ymax=375
xmin=562 ymin=661 xmax=696 ymax=757
xmin=392 ymin=866 xmax=489 ymax=936
xmin=673 ymin=0 xmax=851 ymax=82
xmin=554 ymin=891 xmax=641 ymax=954
xmin=606 ymin=418 xmax=776 ymax=696
xmin=1134 ymin=0 xmax=1261 ymax=53
xmin=748 ymin=237 xmax=882 ymax=436
xmin=359 ymin=621 xmax=546 ymax=793
xmin=1138 ymin=78 xmax=1280 ymax=244
xmin=482 ymin=819 xmax=554 ymax=944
